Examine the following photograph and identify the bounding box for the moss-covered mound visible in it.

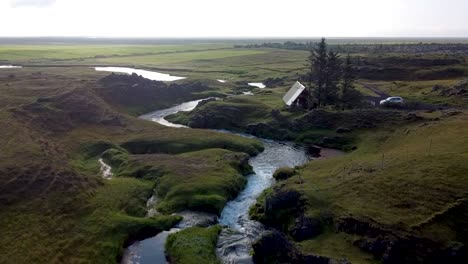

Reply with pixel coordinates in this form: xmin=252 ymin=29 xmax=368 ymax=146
xmin=273 ymin=167 xmax=296 ymax=181
xmin=166 ymin=225 xmax=222 ymax=264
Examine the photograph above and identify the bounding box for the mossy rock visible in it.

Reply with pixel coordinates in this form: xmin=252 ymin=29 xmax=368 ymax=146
xmin=273 ymin=167 xmax=296 ymax=181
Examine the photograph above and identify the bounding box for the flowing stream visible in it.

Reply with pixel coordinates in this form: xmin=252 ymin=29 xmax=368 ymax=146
xmin=0 ymin=65 xmax=22 ymax=69
xmin=95 ymin=67 xmax=185 ymax=81
xmin=139 ymin=99 xmax=208 ymax=128
xmin=122 ymin=99 xmax=312 ymax=264
xmin=247 ymin=83 xmax=266 ymax=89
xmin=98 ymin=158 xmax=113 ymax=180
xmin=216 ymin=138 xmax=309 ymax=263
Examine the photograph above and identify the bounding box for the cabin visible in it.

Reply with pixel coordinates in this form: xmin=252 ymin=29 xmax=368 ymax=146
xmin=282 ymin=81 xmax=309 ymax=107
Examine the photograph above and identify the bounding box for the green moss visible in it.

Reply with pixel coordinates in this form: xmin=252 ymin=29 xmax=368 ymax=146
xmin=249 ymin=188 xmax=271 ymax=221
xmin=166 ymin=225 xmax=222 ymax=264
xmin=101 ymin=148 xmax=130 ymax=170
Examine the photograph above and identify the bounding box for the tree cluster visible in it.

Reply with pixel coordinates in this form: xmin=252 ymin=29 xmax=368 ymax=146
xmin=306 ymin=38 xmax=363 ymax=109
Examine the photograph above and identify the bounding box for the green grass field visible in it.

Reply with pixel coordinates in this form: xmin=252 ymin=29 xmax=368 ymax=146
xmin=0 ymin=44 xmax=232 ymax=62
xmin=0 ymin=44 xmax=306 ymax=82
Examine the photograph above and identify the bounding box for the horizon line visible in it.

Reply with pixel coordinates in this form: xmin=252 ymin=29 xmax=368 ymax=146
xmin=1 ymin=36 xmax=468 ymax=39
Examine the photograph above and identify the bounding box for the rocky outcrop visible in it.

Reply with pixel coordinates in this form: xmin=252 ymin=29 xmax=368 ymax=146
xmin=354 ymin=235 xmax=467 ymax=264
xmin=336 ymin=127 xmax=352 ymax=133
xmin=289 ymin=214 xmax=323 ymax=241
xmin=250 ymin=186 xmax=305 ymax=231
xmin=272 ymin=167 xmax=296 ymax=181
xmin=307 ymin=145 xmax=321 ymax=157
xmin=252 ymin=230 xmax=300 ymax=263
xmin=337 ymin=216 xmax=468 ymax=264
xmin=335 ymin=216 xmax=388 ymax=237
xmin=263 ymin=188 xmax=304 ymax=229
xmin=253 ymin=231 xmax=350 ymax=264
xmin=432 ymin=80 xmax=468 ymax=98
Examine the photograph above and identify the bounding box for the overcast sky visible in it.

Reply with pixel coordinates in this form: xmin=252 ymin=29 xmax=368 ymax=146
xmin=1 ymin=0 xmax=467 ymax=37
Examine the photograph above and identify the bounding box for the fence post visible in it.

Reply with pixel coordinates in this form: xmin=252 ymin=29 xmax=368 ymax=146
xmin=428 ymin=138 xmax=433 ymax=156
xmin=343 ymin=165 xmax=346 ymax=181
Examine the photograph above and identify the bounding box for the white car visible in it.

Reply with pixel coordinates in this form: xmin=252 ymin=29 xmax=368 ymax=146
xmin=380 ymin=97 xmax=404 ymax=106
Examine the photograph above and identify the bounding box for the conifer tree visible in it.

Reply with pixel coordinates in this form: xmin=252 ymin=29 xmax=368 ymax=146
xmin=340 ymin=54 xmax=363 ymax=108
xmin=307 ymin=38 xmax=328 ymax=107
xmin=324 ymin=51 xmax=342 ymax=105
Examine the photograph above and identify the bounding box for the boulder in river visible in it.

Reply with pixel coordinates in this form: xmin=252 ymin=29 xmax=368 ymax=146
xmin=307 ymin=145 xmax=321 ymax=157
xmin=252 ymin=230 xmax=300 ymax=263
xmin=175 ymin=211 xmax=218 ymax=228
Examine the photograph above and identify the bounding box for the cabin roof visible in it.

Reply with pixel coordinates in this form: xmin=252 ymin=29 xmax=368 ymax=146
xmin=282 ymin=81 xmax=306 ymax=106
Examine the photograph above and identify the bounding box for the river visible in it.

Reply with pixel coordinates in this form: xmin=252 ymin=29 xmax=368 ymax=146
xmin=122 ymin=99 xmax=313 ymax=264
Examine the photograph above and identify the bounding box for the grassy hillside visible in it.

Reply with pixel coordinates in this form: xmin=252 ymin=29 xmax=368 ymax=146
xmin=251 ymin=110 xmax=468 ymax=263
xmin=0 ymin=68 xmax=262 ymax=263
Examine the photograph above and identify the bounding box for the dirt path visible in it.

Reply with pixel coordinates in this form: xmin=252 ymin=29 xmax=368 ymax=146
xmin=358 ymin=82 xmax=390 ymax=106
